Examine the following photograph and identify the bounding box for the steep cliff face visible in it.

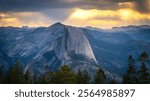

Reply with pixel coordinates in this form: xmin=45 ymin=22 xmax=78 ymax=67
xmin=65 ymin=26 xmax=97 ymax=63
xmin=30 ymin=23 xmax=98 ymax=72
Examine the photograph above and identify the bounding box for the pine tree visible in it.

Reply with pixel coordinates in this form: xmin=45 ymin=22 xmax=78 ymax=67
xmin=138 ymin=62 xmax=150 ymax=84
xmin=5 ymin=61 xmax=25 ymax=84
xmin=139 ymin=51 xmax=149 ymax=62
xmin=128 ymin=55 xmax=135 ymax=67
xmin=76 ymin=69 xmax=84 ymax=84
xmin=82 ymin=69 xmax=91 ymax=84
xmin=24 ymin=68 xmax=33 ymax=84
xmin=94 ymin=68 xmax=106 ymax=84
xmin=76 ymin=69 xmax=91 ymax=84
xmin=38 ymin=65 xmax=52 ymax=84
xmin=38 ymin=73 xmax=48 ymax=84
xmin=50 ymin=65 xmax=76 ymax=84
xmin=123 ymin=65 xmax=137 ymax=84
xmin=33 ymin=73 xmax=38 ymax=84
xmin=123 ymin=55 xmax=137 ymax=84
xmin=38 ymin=72 xmax=52 ymax=84
xmin=0 ymin=67 xmax=3 ymax=83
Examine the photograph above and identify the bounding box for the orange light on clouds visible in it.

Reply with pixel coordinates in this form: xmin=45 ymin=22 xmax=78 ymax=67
xmin=71 ymin=9 xmax=92 ymax=19
xmin=0 ymin=7 xmax=150 ymax=28
xmin=118 ymin=9 xmax=133 ymax=20
xmin=64 ymin=8 xmax=150 ymax=29
xmin=0 ymin=12 xmax=52 ymax=27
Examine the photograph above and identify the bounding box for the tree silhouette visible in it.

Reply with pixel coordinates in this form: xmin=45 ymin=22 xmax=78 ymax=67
xmin=138 ymin=62 xmax=150 ymax=84
xmin=76 ymin=69 xmax=84 ymax=84
xmin=139 ymin=51 xmax=149 ymax=62
xmin=24 ymin=67 xmax=33 ymax=84
xmin=4 ymin=61 xmax=25 ymax=84
xmin=50 ymin=65 xmax=76 ymax=84
xmin=123 ymin=55 xmax=137 ymax=84
xmin=94 ymin=68 xmax=106 ymax=84
xmin=0 ymin=66 xmax=3 ymax=83
xmin=128 ymin=55 xmax=135 ymax=67
xmin=82 ymin=69 xmax=91 ymax=84
xmin=76 ymin=69 xmax=91 ymax=84
xmin=38 ymin=65 xmax=52 ymax=84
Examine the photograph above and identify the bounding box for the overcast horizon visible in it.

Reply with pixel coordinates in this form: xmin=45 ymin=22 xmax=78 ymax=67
xmin=0 ymin=0 xmax=150 ymax=29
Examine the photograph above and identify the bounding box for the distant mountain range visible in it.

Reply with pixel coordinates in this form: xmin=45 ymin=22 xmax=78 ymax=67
xmin=0 ymin=23 xmax=150 ymax=80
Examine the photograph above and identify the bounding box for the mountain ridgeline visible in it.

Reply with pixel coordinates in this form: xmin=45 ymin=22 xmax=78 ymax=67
xmin=0 ymin=23 xmax=150 ymax=83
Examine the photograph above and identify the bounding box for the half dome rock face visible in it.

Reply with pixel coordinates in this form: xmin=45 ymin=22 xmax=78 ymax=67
xmin=22 ymin=23 xmax=99 ymax=72
xmin=65 ymin=26 xmax=97 ymax=63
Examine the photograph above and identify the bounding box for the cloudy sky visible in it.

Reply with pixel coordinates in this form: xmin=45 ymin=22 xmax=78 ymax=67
xmin=0 ymin=0 xmax=150 ymax=28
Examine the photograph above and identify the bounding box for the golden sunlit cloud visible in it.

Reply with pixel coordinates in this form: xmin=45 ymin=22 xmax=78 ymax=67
xmin=64 ymin=8 xmax=150 ymax=29
xmin=1 ymin=6 xmax=150 ymax=29
xmin=0 ymin=13 xmax=21 ymax=26
xmin=119 ymin=9 xmax=131 ymax=18
xmin=0 ymin=12 xmax=52 ymax=27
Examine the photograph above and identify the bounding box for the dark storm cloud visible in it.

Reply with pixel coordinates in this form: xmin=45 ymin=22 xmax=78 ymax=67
xmin=0 ymin=0 xmax=71 ymax=12
xmin=77 ymin=0 xmax=150 ymax=13
xmin=0 ymin=0 xmax=124 ymax=12
xmin=0 ymin=0 xmax=149 ymax=13
xmin=0 ymin=0 xmax=117 ymax=11
xmin=134 ymin=0 xmax=150 ymax=13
